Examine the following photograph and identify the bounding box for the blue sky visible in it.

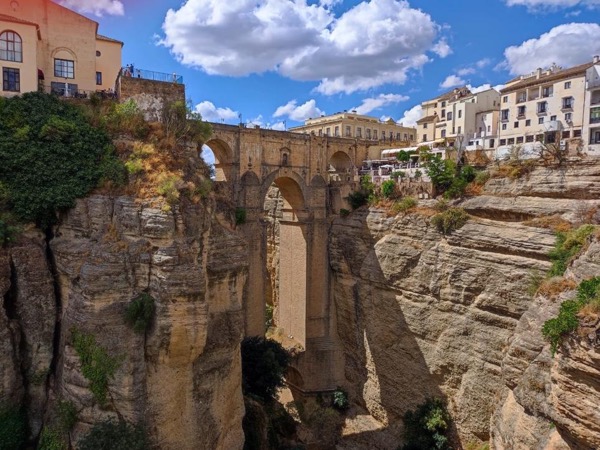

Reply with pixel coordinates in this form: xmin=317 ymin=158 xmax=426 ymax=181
xmin=59 ymin=0 xmax=600 ymax=129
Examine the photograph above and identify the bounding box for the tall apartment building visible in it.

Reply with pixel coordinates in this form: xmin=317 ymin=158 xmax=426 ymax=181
xmin=0 ymin=0 xmax=122 ymax=97
xmin=289 ymin=111 xmax=416 ymax=144
xmin=497 ymin=60 xmax=597 ymax=153
xmin=416 ymin=87 xmax=501 ymax=150
xmin=583 ymin=58 xmax=600 ymax=154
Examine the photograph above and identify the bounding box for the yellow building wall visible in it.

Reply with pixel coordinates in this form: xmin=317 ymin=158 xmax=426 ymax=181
xmin=0 ymin=0 xmax=122 ymax=95
xmin=0 ymin=21 xmax=38 ymax=96
xmin=95 ymin=39 xmax=122 ymax=91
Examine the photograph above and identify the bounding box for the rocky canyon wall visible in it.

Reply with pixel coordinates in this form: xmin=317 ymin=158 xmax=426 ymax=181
xmin=330 ymin=158 xmax=600 ymax=449
xmin=0 ymin=191 xmax=248 ymax=449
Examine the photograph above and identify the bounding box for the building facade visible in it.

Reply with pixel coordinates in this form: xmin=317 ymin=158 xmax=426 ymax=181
xmin=289 ymin=111 xmax=416 ymax=144
xmin=0 ymin=0 xmax=122 ymax=98
xmin=584 ymin=58 xmax=600 ymax=155
xmin=497 ymin=62 xmax=593 ymax=153
xmin=416 ymin=87 xmax=501 ymax=150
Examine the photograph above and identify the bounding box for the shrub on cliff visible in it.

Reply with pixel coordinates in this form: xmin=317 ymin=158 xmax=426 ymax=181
xmin=401 ymin=397 xmax=452 ymax=450
xmin=0 ymin=403 xmax=27 ymax=450
xmin=346 ymin=175 xmax=376 ymax=210
xmin=0 ymin=92 xmax=124 ymax=227
xmin=241 ymin=336 xmax=290 ymax=401
xmin=124 ymin=293 xmax=156 ymax=334
xmin=78 ymin=419 xmax=150 ymax=450
xmin=431 ymin=208 xmax=469 ymax=235
xmin=548 ymin=224 xmax=596 ymax=277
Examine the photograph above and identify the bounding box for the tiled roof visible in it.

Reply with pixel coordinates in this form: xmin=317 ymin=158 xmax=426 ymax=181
xmin=96 ymin=34 xmax=123 ymax=45
xmin=0 ymin=13 xmax=39 ymax=27
xmin=416 ymin=114 xmax=437 ymax=124
xmin=501 ymin=62 xmax=593 ymax=93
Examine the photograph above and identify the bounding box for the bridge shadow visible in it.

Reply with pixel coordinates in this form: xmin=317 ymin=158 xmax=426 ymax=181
xmin=330 ymin=208 xmax=461 ymax=449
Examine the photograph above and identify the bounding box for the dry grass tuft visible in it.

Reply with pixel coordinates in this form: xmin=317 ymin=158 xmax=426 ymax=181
xmin=523 ymin=215 xmax=573 ymax=233
xmin=537 ymin=277 xmax=577 ymax=299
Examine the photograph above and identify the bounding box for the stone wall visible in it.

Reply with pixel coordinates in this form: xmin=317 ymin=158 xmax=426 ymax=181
xmin=119 ymin=76 xmax=186 ymax=121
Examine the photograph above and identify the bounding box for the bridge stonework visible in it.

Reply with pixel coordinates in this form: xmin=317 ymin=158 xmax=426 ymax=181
xmin=206 ymin=123 xmax=371 ymax=392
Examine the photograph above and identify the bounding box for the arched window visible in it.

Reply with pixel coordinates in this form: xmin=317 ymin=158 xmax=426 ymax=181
xmin=0 ymin=31 xmax=23 ymax=62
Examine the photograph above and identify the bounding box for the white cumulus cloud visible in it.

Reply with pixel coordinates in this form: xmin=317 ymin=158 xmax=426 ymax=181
xmin=466 ymin=83 xmax=506 ymax=94
xmin=505 ymin=0 xmax=600 ymax=11
xmin=194 ymin=101 xmax=239 ymax=123
xmin=503 ymin=23 xmax=600 ymax=75
xmin=273 ymin=99 xmax=324 ymax=122
xmin=353 ymin=93 xmax=409 ymax=115
xmin=56 ymin=0 xmax=124 ymax=16
xmin=160 ymin=0 xmax=443 ymax=95
xmin=440 ymin=74 xmax=466 ymax=89
xmin=397 ymin=104 xmax=423 ymax=127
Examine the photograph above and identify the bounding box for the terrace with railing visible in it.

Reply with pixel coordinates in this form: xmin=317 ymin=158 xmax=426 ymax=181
xmin=120 ymin=67 xmax=183 ymax=84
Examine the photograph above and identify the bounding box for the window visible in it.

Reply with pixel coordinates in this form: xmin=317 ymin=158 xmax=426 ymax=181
xmin=517 ymin=105 xmax=526 ymax=117
xmin=564 ymin=81 xmax=571 ymax=89
xmin=574 ymin=129 xmax=582 ymax=137
xmin=562 ymin=97 xmax=573 ymax=109
xmin=562 ymin=130 xmax=571 ymax=139
xmin=396 ymin=132 xmax=401 ymax=140
xmin=373 ymin=130 xmax=378 ymax=139
xmin=423 ymin=134 xmax=427 ymax=142
xmin=502 ymin=123 xmax=507 ymax=130
xmin=96 ymin=71 xmax=102 ymax=85
xmin=409 ymin=134 xmax=413 ymax=140
xmin=441 ymin=109 xmax=446 ymax=118
xmin=489 ymin=138 xmax=494 ymax=148
xmin=508 ymin=138 xmax=515 ymax=145
xmin=526 ymin=135 xmax=534 ymax=143
xmin=0 ymin=31 xmax=22 ymax=62
xmin=591 ymin=107 xmax=600 ymax=124
xmin=517 ymin=91 xmax=526 ymax=103
xmin=441 ymin=101 xmax=446 ymax=107
xmin=318 ymin=129 xmax=322 ymax=136
xmin=326 ymin=127 xmax=330 ymax=136
xmin=565 ymin=112 xmax=572 ymax=122
xmin=423 ymin=123 xmax=428 ymax=129
xmin=503 ymin=96 xmax=508 ymax=103
xmin=366 ymin=128 xmax=371 ymax=139
xmin=594 ymin=131 xmax=600 ymax=144
xmin=514 ymin=121 xmax=519 ymax=128
xmin=334 ymin=126 xmax=339 ymax=137
xmin=96 ymin=50 xmax=101 ymax=57
xmin=537 ymin=101 xmax=547 ymax=114
xmin=501 ymin=109 xmax=509 ymax=121
xmin=447 ymin=112 xmax=453 ymax=120
xmin=457 ymin=126 xmax=462 ymax=134
xmin=500 ymin=139 xmax=506 ymax=146
xmin=525 ymin=119 xmax=531 ymax=126
xmin=54 ymin=58 xmax=75 ymax=78
xmin=458 ymin=110 xmax=462 ymax=119
xmin=356 ymin=127 xmax=362 ymax=138
xmin=441 ymin=129 xmax=446 ymax=138
xmin=516 ymin=136 xmax=524 ymax=144
xmin=538 ymin=117 xmax=544 ymax=125
xmin=2 ymin=67 xmax=19 ymax=91
xmin=403 ymin=133 xmax=408 ymax=140
xmin=542 ymin=86 xmax=553 ymax=97
xmin=345 ymin=126 xmax=351 ymax=137
xmin=550 ymin=115 xmax=557 ymax=121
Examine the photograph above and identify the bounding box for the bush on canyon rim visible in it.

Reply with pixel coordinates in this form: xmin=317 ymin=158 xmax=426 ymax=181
xmin=0 ymin=92 xmax=123 ymax=227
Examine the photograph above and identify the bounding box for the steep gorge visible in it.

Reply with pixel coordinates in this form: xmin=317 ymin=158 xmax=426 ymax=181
xmin=330 ymin=159 xmax=600 ymax=449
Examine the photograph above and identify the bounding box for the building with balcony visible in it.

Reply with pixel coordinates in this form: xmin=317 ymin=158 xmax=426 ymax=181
xmin=584 ymin=57 xmax=600 ymax=154
xmin=289 ymin=111 xmax=416 ymax=145
xmin=416 ymin=87 xmax=500 ymax=150
xmin=0 ymin=0 xmax=122 ymax=98
xmin=497 ymin=60 xmax=595 ymax=155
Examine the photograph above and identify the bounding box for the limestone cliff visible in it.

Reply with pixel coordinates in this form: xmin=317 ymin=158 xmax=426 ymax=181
xmin=330 ymin=158 xmax=600 ymax=449
xmin=1 ymin=191 xmax=248 ymax=449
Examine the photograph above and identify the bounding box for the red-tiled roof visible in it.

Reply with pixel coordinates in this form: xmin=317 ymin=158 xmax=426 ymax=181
xmin=501 ymin=62 xmax=593 ymax=94
xmin=416 ymin=114 xmax=437 ymax=124
xmin=0 ymin=13 xmax=39 ymax=28
xmin=96 ymin=34 xmax=123 ymax=46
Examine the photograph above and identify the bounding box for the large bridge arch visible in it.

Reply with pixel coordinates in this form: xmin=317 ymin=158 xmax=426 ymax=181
xmin=203 ymin=138 xmax=235 ymax=182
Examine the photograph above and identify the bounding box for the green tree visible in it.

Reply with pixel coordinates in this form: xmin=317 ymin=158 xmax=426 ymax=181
xmin=396 ymin=150 xmax=411 ymax=162
xmin=381 ymin=180 xmax=396 ymax=199
xmin=0 ymin=92 xmax=121 ymax=227
xmin=424 ymin=155 xmax=455 ymax=192
xmin=78 ymin=419 xmax=150 ymax=450
xmin=401 ymin=398 xmax=452 ymax=450
xmin=241 ymin=336 xmax=290 ymax=401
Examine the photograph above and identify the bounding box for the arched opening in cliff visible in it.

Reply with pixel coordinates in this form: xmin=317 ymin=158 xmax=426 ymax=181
xmin=263 ymin=175 xmax=308 ymax=349
xmin=201 ymin=138 xmax=233 ymax=182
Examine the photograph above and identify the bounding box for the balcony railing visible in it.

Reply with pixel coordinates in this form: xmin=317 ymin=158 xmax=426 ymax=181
xmin=121 ymin=67 xmax=183 ymax=84
xmin=43 ymin=84 xmax=117 ymax=99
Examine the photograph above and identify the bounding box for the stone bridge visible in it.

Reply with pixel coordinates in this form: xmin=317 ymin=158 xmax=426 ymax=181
xmin=205 ymin=123 xmax=371 ymax=392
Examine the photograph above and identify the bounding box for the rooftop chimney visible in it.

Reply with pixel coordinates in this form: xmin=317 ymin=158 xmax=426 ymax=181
xmin=536 ymin=68 xmax=542 ymax=79
xmin=594 ymin=55 xmax=600 ymax=64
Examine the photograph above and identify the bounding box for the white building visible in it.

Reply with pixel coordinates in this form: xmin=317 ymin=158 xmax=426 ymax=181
xmin=584 ymin=57 xmax=600 ymax=155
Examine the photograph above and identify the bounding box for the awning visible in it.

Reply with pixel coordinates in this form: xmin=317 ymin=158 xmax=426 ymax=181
xmin=381 ymin=146 xmax=419 ymax=157
xmin=417 ymin=139 xmax=445 ymax=147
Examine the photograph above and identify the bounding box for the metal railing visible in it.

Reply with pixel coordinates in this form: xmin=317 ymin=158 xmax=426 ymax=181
xmin=121 ymin=67 xmax=183 ymax=84
xmin=42 ymin=84 xmax=117 ymax=99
